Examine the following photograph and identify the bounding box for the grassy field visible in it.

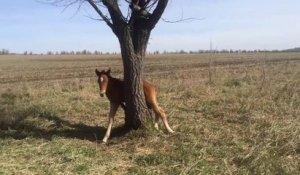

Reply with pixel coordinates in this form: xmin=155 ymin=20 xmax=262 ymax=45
xmin=0 ymin=53 xmax=299 ymax=174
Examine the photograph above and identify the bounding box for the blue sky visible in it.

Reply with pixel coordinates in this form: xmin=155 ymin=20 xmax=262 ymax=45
xmin=0 ymin=0 xmax=299 ymax=53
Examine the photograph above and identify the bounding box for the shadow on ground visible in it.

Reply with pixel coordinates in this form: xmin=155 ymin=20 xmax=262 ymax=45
xmin=0 ymin=105 xmax=131 ymax=142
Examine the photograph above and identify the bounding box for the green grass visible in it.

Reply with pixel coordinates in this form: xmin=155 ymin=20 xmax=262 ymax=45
xmin=0 ymin=53 xmax=299 ymax=174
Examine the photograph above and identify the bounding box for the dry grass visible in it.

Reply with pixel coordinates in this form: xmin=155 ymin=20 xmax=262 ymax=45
xmin=0 ymin=53 xmax=299 ymax=174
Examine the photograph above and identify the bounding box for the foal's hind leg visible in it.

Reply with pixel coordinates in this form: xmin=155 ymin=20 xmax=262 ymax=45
xmin=153 ymin=106 xmax=174 ymax=133
xmin=102 ymin=103 xmax=118 ymax=143
xmin=154 ymin=115 xmax=159 ymax=130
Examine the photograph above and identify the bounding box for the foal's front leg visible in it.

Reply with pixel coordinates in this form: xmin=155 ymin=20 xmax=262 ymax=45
xmin=102 ymin=103 xmax=118 ymax=143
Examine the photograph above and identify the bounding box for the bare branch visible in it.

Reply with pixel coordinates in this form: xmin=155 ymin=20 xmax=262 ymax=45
xmin=161 ymin=17 xmax=205 ymax=23
xmin=42 ymin=0 xmax=129 ymax=34
xmin=102 ymin=0 xmax=127 ymax=25
xmin=84 ymin=14 xmax=106 ymax=21
xmin=148 ymin=0 xmax=168 ymax=29
xmin=86 ymin=0 xmax=114 ymax=29
xmin=39 ymin=0 xmax=82 ymax=7
xmin=39 ymin=0 xmax=85 ymax=20
xmin=145 ymin=0 xmax=158 ymax=11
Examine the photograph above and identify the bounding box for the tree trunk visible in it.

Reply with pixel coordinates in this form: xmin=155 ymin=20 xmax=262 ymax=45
xmin=56 ymin=0 xmax=169 ymax=131
xmin=118 ymin=26 xmax=151 ymax=129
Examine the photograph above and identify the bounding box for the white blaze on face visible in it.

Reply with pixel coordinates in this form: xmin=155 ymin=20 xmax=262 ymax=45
xmin=99 ymin=76 xmax=106 ymax=96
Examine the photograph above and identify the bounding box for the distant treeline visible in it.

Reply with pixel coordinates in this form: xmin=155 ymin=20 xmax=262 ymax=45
xmin=1 ymin=48 xmax=300 ymax=55
xmin=0 ymin=49 xmax=119 ymax=56
xmin=0 ymin=49 xmax=10 ymax=55
xmin=45 ymin=50 xmax=119 ymax=55
xmin=157 ymin=49 xmax=291 ymax=54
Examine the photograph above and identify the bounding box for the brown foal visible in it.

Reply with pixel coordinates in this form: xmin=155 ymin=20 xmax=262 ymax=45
xmin=95 ymin=68 xmax=174 ymax=143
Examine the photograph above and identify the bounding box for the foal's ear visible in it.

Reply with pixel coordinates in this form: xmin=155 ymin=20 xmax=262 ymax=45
xmin=95 ymin=69 xmax=101 ymax=76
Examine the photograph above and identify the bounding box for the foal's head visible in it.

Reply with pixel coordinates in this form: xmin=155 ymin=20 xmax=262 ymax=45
xmin=95 ymin=68 xmax=111 ymax=97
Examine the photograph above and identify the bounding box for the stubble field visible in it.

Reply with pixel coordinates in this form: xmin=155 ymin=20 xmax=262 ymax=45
xmin=0 ymin=53 xmax=299 ymax=174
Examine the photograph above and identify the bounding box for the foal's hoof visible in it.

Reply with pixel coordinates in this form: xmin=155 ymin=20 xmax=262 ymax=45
xmin=102 ymin=139 xmax=108 ymax=144
xmin=170 ymin=130 xmax=175 ymax=134
xmin=168 ymin=129 xmax=175 ymax=134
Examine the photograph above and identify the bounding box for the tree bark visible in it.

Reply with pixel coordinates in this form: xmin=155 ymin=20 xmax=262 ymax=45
xmin=118 ymin=25 xmax=151 ymax=129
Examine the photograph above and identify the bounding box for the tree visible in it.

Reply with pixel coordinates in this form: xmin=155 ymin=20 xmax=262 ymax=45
xmin=1 ymin=49 xmax=10 ymax=55
xmin=50 ymin=0 xmax=169 ymax=130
